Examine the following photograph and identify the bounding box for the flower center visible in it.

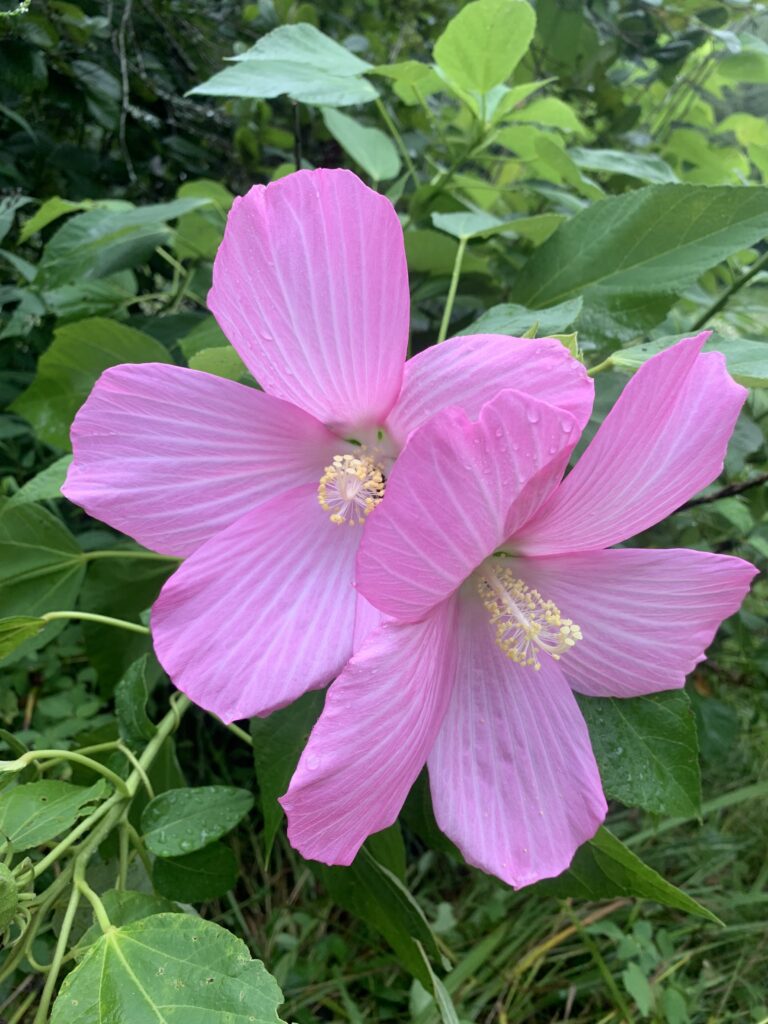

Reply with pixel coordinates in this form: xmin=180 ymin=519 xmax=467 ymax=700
xmin=317 ymin=453 xmax=385 ymax=526
xmin=477 ymin=565 xmax=582 ymax=671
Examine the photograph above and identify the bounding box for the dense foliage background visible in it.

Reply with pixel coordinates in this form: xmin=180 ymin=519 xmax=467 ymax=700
xmin=0 ymin=0 xmax=767 ymax=1021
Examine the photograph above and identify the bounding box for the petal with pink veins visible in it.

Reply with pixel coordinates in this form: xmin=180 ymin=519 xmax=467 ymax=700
xmin=208 ymin=169 xmax=409 ymax=430
xmin=281 ymin=598 xmax=458 ymax=865
xmin=508 ymin=548 xmax=758 ymax=698
xmin=62 ymin=363 xmax=339 ymax=558
xmin=516 ymin=333 xmax=748 ymax=555
xmin=428 ymin=592 xmax=607 ymax=888
xmin=358 ymin=390 xmax=578 ymax=623
xmin=386 ymin=333 xmax=593 ymax=447
xmin=151 ymin=484 xmax=360 ymax=722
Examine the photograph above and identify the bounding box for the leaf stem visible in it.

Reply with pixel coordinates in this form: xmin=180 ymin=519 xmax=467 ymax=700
xmin=33 ymin=881 xmax=81 ymax=1024
xmin=587 ymin=356 xmax=614 ymax=377
xmin=690 ymin=249 xmax=768 ymax=331
xmin=83 ymin=548 xmax=179 ymax=563
xmin=437 ymin=236 xmax=468 ymax=343
xmin=374 ymin=98 xmax=418 ymax=183
xmin=42 ymin=610 xmax=151 ymax=636
xmin=9 ymin=748 xmax=130 ymax=797
xmin=75 ymin=861 xmax=112 ymax=934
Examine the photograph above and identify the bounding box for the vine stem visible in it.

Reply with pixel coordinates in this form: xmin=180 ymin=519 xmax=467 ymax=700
xmin=33 ymin=882 xmax=81 ymax=1024
xmin=5 ymin=749 xmax=130 ymax=797
xmin=437 ymin=236 xmax=468 ymax=343
xmin=42 ymin=610 xmax=150 ymax=636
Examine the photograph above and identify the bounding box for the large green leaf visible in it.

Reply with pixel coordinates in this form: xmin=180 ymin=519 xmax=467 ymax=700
xmin=6 ymin=456 xmax=72 ymax=506
xmin=433 ymin=0 xmax=536 ymax=94
xmin=37 ymin=198 xmax=211 ymax=288
xmin=543 ymin=828 xmax=720 ymax=924
xmin=459 ymin=297 xmax=583 ymax=337
xmin=0 ymin=616 xmax=45 ymax=658
xmin=0 ymin=780 xmax=108 ymax=852
xmin=141 ymin=785 xmax=254 ymax=856
xmin=569 ymin=147 xmax=679 ymax=184
xmin=607 ymin=333 xmax=768 ymax=388
xmin=12 ymin=317 xmax=172 ymax=449
xmin=153 ymin=842 xmax=238 ymax=902
xmin=321 ymin=846 xmax=444 ymax=987
xmin=51 ymin=914 xmax=286 ymax=1023
xmin=251 ymin=689 xmax=324 ymax=859
xmin=578 ymin=692 xmax=701 ymax=818
xmin=190 ymin=24 xmax=377 ymax=107
xmin=512 ymin=185 xmax=768 ymax=334
xmin=321 ymin=107 xmax=401 ymax=182
xmin=0 ymin=503 xmax=85 ymax=618
xmin=77 ymin=890 xmax=182 ymax=952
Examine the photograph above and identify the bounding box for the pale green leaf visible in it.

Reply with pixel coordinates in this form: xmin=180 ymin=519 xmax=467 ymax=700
xmin=322 ymin=107 xmax=401 ymax=181
xmin=433 ymin=0 xmax=535 ymax=94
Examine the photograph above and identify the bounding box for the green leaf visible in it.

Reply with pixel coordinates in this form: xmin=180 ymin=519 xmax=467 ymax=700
xmin=459 ymin=297 xmax=583 ymax=337
xmin=251 ymin=689 xmax=324 ymax=859
xmin=153 ymin=842 xmax=238 ymax=902
xmin=18 ymin=196 xmax=131 ymax=244
xmin=432 ymin=209 xmax=565 ymax=244
xmin=509 ymin=97 xmax=587 ymax=137
xmin=0 ymin=779 xmax=108 ymax=852
xmin=115 ymin=655 xmax=156 ymax=753
xmin=512 ymin=186 xmax=768 ymax=330
xmin=12 ymin=317 xmax=172 ymax=449
xmin=607 ymin=333 xmax=768 ymax=388
xmin=179 ymin=316 xmax=229 ymax=358
xmin=542 ymin=828 xmax=720 ymax=924
xmin=187 ymin=345 xmax=249 ymax=381
xmin=141 ymin=785 xmax=254 ymax=857
xmin=77 ymin=890 xmax=182 ymax=952
xmin=622 ymin=962 xmax=654 ymax=1016
xmin=37 ymin=198 xmax=212 ymax=288
xmin=321 ymin=846 xmax=444 ymax=987
xmin=0 ymin=616 xmax=45 ymax=658
xmin=578 ymin=692 xmax=701 ymax=818
xmin=0 ymin=503 xmax=85 ymax=618
xmin=51 ymin=914 xmax=287 ymax=1023
xmin=321 ymin=107 xmax=401 ymax=182
xmin=433 ymin=0 xmax=536 ymax=94
xmin=569 ymin=147 xmax=679 ymax=184
xmin=7 ymin=456 xmax=72 ymax=507
xmin=190 ymin=24 xmax=377 ymax=107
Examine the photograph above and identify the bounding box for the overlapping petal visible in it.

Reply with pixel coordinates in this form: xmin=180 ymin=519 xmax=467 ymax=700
xmin=281 ymin=598 xmax=458 ymax=865
xmin=151 ymin=484 xmax=360 ymax=723
xmin=358 ymin=390 xmax=578 ymax=622
xmin=209 ymin=168 xmax=409 ymax=429
xmin=63 ymin=363 xmax=338 ymax=558
xmin=510 ymin=548 xmax=757 ymax=698
xmin=428 ymin=594 xmax=607 ymax=888
xmin=386 ymin=333 xmax=593 ymax=447
xmin=516 ymin=333 xmax=748 ymax=555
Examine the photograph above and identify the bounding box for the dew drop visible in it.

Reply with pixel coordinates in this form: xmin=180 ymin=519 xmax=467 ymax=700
xmin=526 ymin=407 xmax=540 ymax=424
xmin=560 ymin=419 xmax=574 ymax=434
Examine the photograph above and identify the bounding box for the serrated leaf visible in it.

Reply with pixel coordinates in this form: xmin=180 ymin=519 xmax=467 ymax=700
xmin=0 ymin=779 xmax=108 ymax=851
xmin=433 ymin=0 xmax=536 ymax=94
xmin=322 ymin=107 xmax=401 ymax=182
xmin=542 ymin=828 xmax=720 ymax=923
xmin=578 ymin=692 xmax=701 ymax=818
xmin=190 ymin=24 xmax=377 ymax=107
xmin=7 ymin=456 xmax=72 ymax=507
xmin=251 ymin=690 xmax=324 ymax=860
xmin=115 ymin=655 xmax=156 ymax=753
xmin=608 ymin=333 xmax=768 ymax=388
xmin=512 ymin=186 xmax=768 ymax=327
xmin=153 ymin=842 xmax=238 ymax=902
xmin=51 ymin=914 xmax=287 ymax=1023
xmin=12 ymin=317 xmax=172 ymax=449
xmin=141 ymin=785 xmax=254 ymax=857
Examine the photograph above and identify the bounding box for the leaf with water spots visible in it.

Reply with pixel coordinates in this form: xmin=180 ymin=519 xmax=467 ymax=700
xmin=141 ymin=785 xmax=254 ymax=857
xmin=51 ymin=913 xmax=287 ymax=1023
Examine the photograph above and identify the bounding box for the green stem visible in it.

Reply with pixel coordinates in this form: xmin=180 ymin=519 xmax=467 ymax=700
xmin=8 ymin=749 xmax=129 ymax=797
xmin=437 ymin=236 xmax=468 ymax=343
xmin=30 ymin=794 xmax=120 ymax=880
xmin=33 ymin=881 xmax=81 ymax=1024
xmin=83 ymin=548 xmax=179 ymax=563
xmin=375 ymin=98 xmax=418 ymax=183
xmin=75 ymin=862 xmax=112 ymax=934
xmin=42 ymin=610 xmax=150 ymax=636
xmin=563 ymin=904 xmax=635 ymax=1023
xmin=690 ymin=249 xmax=768 ymax=331
xmin=587 ymin=356 xmax=614 ymax=377
xmin=226 ymin=722 xmax=253 ymax=747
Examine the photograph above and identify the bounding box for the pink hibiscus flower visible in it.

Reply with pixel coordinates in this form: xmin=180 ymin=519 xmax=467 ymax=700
xmin=281 ymin=333 xmax=758 ymax=888
xmin=62 ymin=168 xmax=593 ymax=722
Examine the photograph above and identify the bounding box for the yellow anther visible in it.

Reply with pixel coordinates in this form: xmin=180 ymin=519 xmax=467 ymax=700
xmin=477 ymin=566 xmax=582 ymax=670
xmin=317 ymin=452 xmax=385 ymax=526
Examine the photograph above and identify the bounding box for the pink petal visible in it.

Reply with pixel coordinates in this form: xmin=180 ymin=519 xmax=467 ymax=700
xmin=385 ymin=334 xmax=593 ymax=448
xmin=208 ymin=169 xmax=409 ymax=429
xmin=62 ymin=363 xmax=338 ymax=558
xmin=357 ymin=390 xmax=578 ymax=623
xmin=516 ymin=333 xmax=748 ymax=555
xmin=510 ymin=548 xmax=757 ymax=698
xmin=429 ymin=593 xmax=607 ymax=888
xmin=353 ymin=594 xmax=385 ymax=649
xmin=281 ymin=598 xmax=458 ymax=865
xmin=151 ymin=484 xmax=360 ymax=722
